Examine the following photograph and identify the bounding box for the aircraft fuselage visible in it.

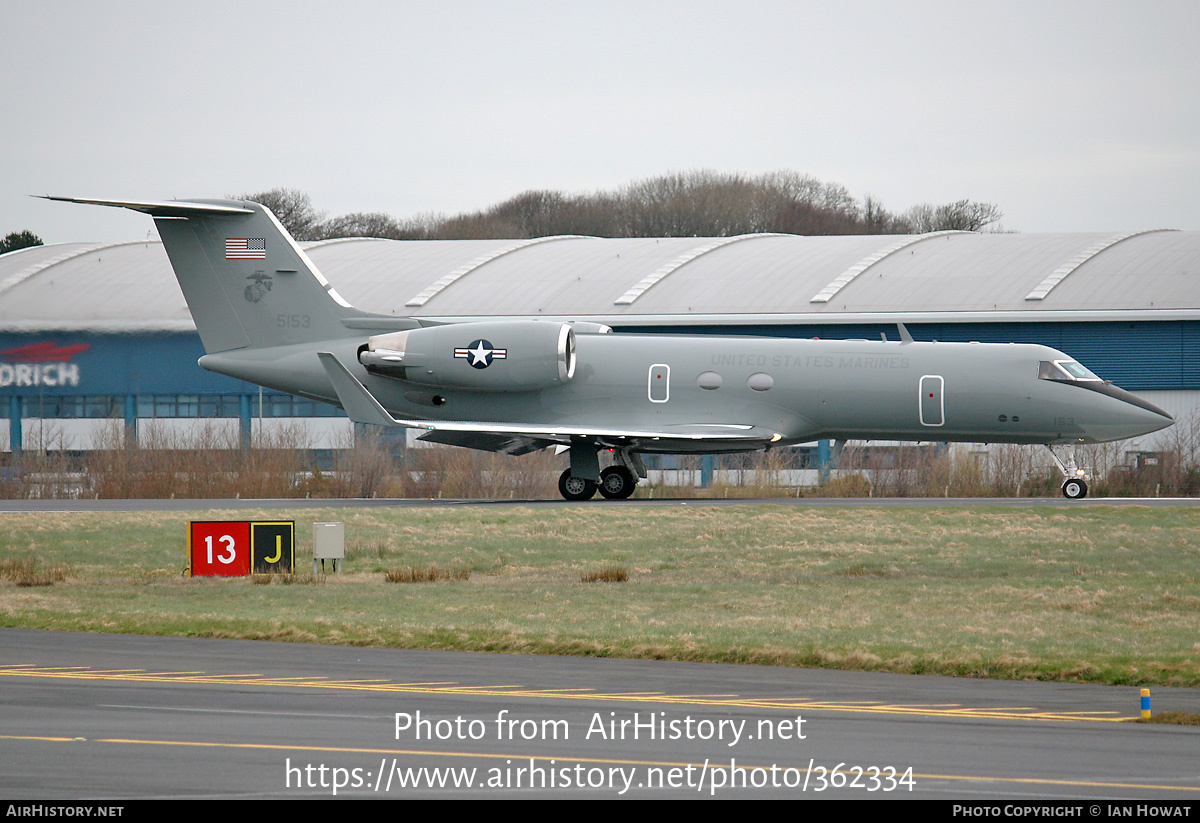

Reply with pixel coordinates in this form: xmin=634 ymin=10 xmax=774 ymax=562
xmin=200 ymin=331 xmax=1170 ymax=450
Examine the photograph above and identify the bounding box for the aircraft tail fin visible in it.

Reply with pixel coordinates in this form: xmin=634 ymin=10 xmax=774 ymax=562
xmin=40 ymin=196 xmax=368 ymax=353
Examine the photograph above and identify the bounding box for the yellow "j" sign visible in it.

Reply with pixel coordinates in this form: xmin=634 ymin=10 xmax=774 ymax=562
xmin=251 ymin=522 xmax=294 ymax=574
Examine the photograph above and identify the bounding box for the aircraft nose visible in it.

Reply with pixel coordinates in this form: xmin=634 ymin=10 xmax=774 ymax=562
xmin=1092 ymin=389 xmax=1174 ymax=441
xmin=1127 ymin=403 xmax=1174 ymax=437
xmin=1117 ymin=390 xmax=1173 ymax=433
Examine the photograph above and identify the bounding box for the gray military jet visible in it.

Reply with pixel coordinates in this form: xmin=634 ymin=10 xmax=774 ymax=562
xmin=46 ymin=196 xmax=1174 ymax=500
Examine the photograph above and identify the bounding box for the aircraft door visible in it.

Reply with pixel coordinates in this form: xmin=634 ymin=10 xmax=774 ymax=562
xmin=919 ymin=375 xmax=944 ymax=426
xmin=649 ymin=364 xmax=670 ymax=403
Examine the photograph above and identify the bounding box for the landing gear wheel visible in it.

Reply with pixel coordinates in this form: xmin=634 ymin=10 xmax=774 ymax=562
xmin=598 ymin=466 xmax=637 ymax=500
xmin=558 ymin=468 xmax=597 ymax=501
xmin=1061 ymin=478 xmax=1088 ymax=500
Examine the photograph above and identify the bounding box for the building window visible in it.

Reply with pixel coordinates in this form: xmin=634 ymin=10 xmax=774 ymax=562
xmin=6 ymin=393 xmax=344 ymax=420
xmin=251 ymin=394 xmax=342 ymax=418
xmin=138 ymin=394 xmax=241 ymax=418
xmin=20 ymin=395 xmax=120 ymax=419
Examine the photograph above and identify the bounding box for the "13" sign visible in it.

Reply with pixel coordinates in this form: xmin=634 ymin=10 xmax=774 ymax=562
xmin=188 ymin=521 xmax=294 ymax=577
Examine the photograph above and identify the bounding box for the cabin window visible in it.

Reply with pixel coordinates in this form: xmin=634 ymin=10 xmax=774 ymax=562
xmin=747 ymin=373 xmax=774 ymax=392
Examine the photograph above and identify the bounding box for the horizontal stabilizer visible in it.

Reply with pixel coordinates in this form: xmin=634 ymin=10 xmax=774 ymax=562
xmin=35 ymin=196 xmax=253 ymax=218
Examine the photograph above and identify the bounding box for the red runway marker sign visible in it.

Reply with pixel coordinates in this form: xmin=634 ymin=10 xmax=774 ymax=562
xmin=188 ymin=520 xmax=294 ymax=577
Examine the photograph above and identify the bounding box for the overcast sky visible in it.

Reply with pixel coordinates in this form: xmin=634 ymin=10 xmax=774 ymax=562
xmin=4 ymin=0 xmax=1198 ymax=244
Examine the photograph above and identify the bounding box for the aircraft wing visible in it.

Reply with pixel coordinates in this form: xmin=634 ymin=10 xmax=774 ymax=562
xmin=317 ymin=352 xmax=781 ymax=452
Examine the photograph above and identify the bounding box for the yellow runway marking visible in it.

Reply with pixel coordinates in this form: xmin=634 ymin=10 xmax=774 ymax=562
xmin=394 ymin=681 xmax=458 ymax=686
xmin=194 ymin=673 xmax=266 ymax=679
xmin=0 ymin=666 xmax=1129 ymax=722
xmin=672 ymin=694 xmax=739 ymax=699
xmin=1 ymin=733 xmax=1193 ymax=793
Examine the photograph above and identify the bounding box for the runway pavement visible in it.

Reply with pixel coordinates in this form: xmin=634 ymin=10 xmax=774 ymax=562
xmin=4 ymin=495 xmax=1200 ymax=512
xmin=2 ymin=629 xmax=1198 ymax=799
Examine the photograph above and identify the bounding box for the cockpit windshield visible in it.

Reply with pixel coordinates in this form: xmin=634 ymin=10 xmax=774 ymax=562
xmin=1038 ymin=360 xmax=1102 ymax=382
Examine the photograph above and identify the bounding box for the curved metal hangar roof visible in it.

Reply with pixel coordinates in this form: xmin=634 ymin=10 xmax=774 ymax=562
xmin=1 ymin=228 xmax=1197 ymax=332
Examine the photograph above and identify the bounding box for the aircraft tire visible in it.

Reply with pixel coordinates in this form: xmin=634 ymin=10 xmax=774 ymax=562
xmin=558 ymin=469 xmax=597 ymax=501
xmin=1061 ymin=478 xmax=1088 ymax=500
xmin=598 ymin=466 xmax=637 ymax=500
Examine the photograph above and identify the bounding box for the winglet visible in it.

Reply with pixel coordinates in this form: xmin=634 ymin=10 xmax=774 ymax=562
xmin=318 ymin=352 xmax=404 ymax=427
xmin=897 ymin=322 xmax=914 ymax=344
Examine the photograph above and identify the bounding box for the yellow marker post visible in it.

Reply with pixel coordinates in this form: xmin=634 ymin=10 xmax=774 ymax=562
xmin=1140 ymin=688 xmax=1151 ymax=719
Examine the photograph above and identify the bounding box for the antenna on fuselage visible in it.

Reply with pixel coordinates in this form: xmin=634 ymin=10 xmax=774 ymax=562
xmin=897 ymin=322 xmax=914 ymax=344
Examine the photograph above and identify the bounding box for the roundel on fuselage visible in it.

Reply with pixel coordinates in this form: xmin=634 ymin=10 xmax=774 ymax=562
xmin=455 ymin=339 xmax=507 ymax=369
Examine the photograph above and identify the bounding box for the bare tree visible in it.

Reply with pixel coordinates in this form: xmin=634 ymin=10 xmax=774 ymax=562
xmin=231 ymin=188 xmax=326 ymax=240
xmin=317 ymin=211 xmax=428 ymax=240
xmin=861 ymin=195 xmax=913 ymax=234
xmin=239 ymin=175 xmax=1007 ymax=243
xmin=490 ymin=190 xmax=568 ymax=237
xmin=905 ymin=199 xmax=1003 ymax=233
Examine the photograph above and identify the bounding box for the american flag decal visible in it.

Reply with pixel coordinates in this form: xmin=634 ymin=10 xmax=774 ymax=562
xmin=226 ymin=238 xmax=266 ymax=259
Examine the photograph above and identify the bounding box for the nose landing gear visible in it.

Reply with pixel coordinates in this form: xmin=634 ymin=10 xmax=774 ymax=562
xmin=1046 ymin=446 xmax=1089 ymax=500
xmin=1061 ymin=477 xmax=1088 ymax=500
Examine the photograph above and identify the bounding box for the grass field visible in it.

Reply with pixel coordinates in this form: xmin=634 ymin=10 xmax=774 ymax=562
xmin=1 ymin=504 xmax=1198 ymax=686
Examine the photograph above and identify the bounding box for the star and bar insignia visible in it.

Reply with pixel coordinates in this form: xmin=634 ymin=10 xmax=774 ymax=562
xmin=454 ymin=339 xmax=508 ymax=369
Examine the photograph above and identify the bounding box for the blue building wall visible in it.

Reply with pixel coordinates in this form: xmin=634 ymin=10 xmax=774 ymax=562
xmin=0 ymin=333 xmax=240 ymax=397
xmin=0 ymin=332 xmax=342 ymax=451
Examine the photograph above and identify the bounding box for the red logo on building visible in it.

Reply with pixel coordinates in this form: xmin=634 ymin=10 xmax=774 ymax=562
xmin=0 ymin=342 xmax=90 ymax=362
xmin=0 ymin=341 xmax=90 ymax=388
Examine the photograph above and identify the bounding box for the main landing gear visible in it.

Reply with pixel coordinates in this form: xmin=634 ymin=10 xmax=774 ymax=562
xmin=599 ymin=466 xmax=637 ymax=499
xmin=558 ymin=469 xmax=596 ymax=501
xmin=557 ymin=465 xmax=639 ymax=500
xmin=1046 ymin=446 xmax=1089 ymax=500
xmin=557 ymin=447 xmax=643 ymax=501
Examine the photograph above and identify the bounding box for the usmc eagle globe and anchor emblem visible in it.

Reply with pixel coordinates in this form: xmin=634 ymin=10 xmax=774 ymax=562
xmin=244 ymin=272 xmax=273 ymax=303
xmin=454 ymin=339 xmax=508 ymax=369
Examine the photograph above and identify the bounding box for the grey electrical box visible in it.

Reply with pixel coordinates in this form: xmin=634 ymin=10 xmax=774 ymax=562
xmin=313 ymin=522 xmax=345 ymax=573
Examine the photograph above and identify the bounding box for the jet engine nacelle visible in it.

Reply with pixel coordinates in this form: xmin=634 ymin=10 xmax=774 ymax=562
xmin=359 ymin=320 xmax=576 ymax=391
